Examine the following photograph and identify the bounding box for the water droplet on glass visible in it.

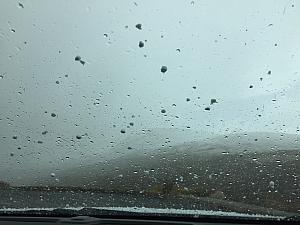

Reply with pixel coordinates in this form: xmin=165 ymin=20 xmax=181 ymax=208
xmin=210 ymin=99 xmax=217 ymax=105
xmin=269 ymin=181 xmax=275 ymax=189
xmin=138 ymin=41 xmax=144 ymax=48
xmin=160 ymin=66 xmax=167 ymax=73
xmin=120 ymin=129 xmax=126 ymax=134
xmin=18 ymin=2 xmax=24 ymax=8
xmin=135 ymin=23 xmax=142 ymax=30
xmin=221 ymin=151 xmax=229 ymax=155
xmin=76 ymin=135 xmax=82 ymax=140
xmin=75 ymin=56 xmax=81 ymax=61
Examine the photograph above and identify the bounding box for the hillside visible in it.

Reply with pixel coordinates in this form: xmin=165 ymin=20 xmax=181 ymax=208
xmin=21 ymin=130 xmax=299 ymax=212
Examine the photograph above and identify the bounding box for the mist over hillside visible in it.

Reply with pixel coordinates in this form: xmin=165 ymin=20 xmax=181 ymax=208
xmin=19 ymin=130 xmax=297 ymax=207
xmin=1 ymin=129 xmax=299 ymax=212
xmin=9 ymin=130 xmax=299 ymax=187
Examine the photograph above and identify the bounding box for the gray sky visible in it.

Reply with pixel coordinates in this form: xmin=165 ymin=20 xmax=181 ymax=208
xmin=0 ymin=0 xmax=300 ymax=185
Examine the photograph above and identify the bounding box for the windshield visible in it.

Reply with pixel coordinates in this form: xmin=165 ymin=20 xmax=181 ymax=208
xmin=0 ymin=0 xmax=299 ymax=221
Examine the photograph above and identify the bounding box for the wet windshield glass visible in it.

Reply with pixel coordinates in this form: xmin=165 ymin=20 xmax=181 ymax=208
xmin=0 ymin=0 xmax=299 ymax=219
